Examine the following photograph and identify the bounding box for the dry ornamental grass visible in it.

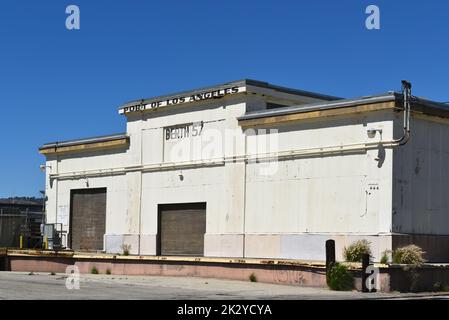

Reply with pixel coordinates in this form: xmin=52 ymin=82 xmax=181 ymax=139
xmin=343 ymin=240 xmax=372 ymax=262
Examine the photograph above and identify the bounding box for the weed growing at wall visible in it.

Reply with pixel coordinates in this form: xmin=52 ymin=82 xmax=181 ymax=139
xmin=380 ymin=250 xmax=391 ymax=264
xmin=249 ymin=273 xmax=257 ymax=282
xmin=121 ymin=244 xmax=131 ymax=256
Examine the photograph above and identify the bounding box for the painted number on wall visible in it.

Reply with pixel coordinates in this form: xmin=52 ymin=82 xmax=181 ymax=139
xmin=165 ymin=122 xmax=204 ymax=140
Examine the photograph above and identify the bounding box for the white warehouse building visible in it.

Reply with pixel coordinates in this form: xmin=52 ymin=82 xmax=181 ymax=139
xmin=40 ymin=79 xmax=449 ymax=262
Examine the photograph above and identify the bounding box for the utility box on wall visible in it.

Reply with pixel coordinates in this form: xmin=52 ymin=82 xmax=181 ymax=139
xmin=43 ymin=223 xmax=62 ymax=250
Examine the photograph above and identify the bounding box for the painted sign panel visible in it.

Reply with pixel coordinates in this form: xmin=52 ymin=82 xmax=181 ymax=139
xmin=165 ymin=122 xmax=204 ymax=141
xmin=119 ymin=86 xmax=245 ymax=114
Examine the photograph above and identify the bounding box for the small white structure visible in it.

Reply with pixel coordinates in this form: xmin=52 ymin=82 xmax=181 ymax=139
xmin=40 ymin=80 xmax=449 ymax=262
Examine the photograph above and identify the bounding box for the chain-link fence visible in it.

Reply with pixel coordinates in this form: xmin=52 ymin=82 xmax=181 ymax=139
xmin=0 ymin=208 xmax=43 ymax=248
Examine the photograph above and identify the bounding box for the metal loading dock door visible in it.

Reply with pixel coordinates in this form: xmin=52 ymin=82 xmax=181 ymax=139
xmin=70 ymin=188 xmax=106 ymax=251
xmin=158 ymin=203 xmax=206 ymax=256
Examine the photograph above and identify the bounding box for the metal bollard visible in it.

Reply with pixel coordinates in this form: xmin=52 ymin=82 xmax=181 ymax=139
xmin=362 ymin=253 xmax=370 ymax=292
xmin=325 ymin=240 xmax=336 ymax=283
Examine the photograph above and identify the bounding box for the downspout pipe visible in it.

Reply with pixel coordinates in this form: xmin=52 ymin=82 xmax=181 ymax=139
xmin=138 ymin=111 xmax=144 ymax=255
xmin=394 ymin=80 xmax=412 ymax=146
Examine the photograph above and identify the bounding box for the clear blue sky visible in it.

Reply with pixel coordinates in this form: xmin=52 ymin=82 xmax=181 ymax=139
xmin=0 ymin=1 xmax=448 ymax=197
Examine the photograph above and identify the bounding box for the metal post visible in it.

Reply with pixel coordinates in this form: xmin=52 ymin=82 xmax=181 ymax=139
xmin=20 ymin=235 xmax=23 ymax=249
xmin=3 ymin=256 xmax=9 ymax=272
xmin=325 ymin=240 xmax=336 ymax=283
xmin=362 ymin=253 xmax=370 ymax=292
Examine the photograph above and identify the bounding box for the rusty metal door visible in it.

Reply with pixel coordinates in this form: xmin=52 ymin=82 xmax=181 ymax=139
xmin=158 ymin=203 xmax=206 ymax=256
xmin=70 ymin=188 xmax=106 ymax=251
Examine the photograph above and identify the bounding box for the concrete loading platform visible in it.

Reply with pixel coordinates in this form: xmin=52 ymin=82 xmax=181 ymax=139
xmin=2 ymin=249 xmax=449 ymax=292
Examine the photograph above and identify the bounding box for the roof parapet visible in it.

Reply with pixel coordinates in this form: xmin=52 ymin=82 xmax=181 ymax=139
xmin=39 ymin=133 xmax=129 ymax=155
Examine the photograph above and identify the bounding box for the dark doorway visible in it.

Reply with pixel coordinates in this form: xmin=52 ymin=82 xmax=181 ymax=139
xmin=157 ymin=203 xmax=206 ymax=256
xmin=70 ymin=188 xmax=106 ymax=251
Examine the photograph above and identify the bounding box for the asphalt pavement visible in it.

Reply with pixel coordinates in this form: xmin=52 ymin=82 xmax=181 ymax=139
xmin=0 ymin=271 xmax=448 ymax=300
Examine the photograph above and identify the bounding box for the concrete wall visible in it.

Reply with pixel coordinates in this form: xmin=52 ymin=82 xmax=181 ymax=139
xmin=45 ymin=148 xmax=135 ymax=251
xmin=242 ymin=111 xmax=395 ymax=261
xmin=392 ymin=114 xmax=449 ymax=261
xmin=10 ymin=251 xmax=449 ymax=292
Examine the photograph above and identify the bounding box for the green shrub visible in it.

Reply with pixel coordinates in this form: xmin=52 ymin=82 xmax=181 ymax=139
xmin=249 ymin=273 xmax=257 ymax=282
xmin=106 ymin=269 xmax=112 ymax=275
xmin=380 ymin=251 xmax=390 ymax=264
xmin=343 ymin=240 xmax=372 ymax=262
xmin=392 ymin=245 xmax=425 ymax=265
xmin=327 ymin=263 xmax=354 ymax=291
xmin=90 ymin=266 xmax=99 ymax=274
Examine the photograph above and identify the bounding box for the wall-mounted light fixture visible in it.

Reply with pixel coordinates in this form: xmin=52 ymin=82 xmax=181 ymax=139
xmin=39 ymin=164 xmax=52 ymax=172
xmin=367 ymin=128 xmax=382 ymax=139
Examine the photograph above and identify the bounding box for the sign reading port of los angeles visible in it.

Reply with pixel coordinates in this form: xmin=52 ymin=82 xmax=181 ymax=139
xmin=120 ymin=86 xmax=243 ymax=114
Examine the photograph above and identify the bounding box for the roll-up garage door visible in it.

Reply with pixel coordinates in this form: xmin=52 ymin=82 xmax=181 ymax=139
xmin=70 ymin=188 xmax=106 ymax=251
xmin=158 ymin=203 xmax=206 ymax=256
